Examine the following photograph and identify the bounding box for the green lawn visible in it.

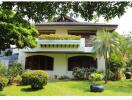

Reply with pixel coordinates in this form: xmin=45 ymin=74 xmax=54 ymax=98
xmin=0 ymin=79 xmax=132 ymax=96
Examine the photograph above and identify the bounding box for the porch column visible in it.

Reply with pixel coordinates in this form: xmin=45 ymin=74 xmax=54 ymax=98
xmin=53 ymin=54 xmax=67 ymax=78
xmin=18 ymin=51 xmax=26 ymax=69
xmin=97 ymin=56 xmax=105 ymax=71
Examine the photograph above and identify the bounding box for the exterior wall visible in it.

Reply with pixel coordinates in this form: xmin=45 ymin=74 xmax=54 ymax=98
xmin=18 ymin=25 xmax=110 ymax=79
xmin=36 ymin=25 xmax=116 ymax=35
xmin=18 ymin=52 xmax=105 ymax=79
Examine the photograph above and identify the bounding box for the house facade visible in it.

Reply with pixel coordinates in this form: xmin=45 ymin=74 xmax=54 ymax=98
xmin=18 ymin=16 xmax=118 ymax=79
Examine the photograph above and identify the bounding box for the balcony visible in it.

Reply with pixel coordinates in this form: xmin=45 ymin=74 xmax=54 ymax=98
xmin=37 ymin=39 xmax=81 ymax=48
xmin=37 ymin=34 xmax=81 ymax=48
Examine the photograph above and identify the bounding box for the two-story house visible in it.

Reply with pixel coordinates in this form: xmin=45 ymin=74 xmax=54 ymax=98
xmin=18 ymin=16 xmax=118 ymax=79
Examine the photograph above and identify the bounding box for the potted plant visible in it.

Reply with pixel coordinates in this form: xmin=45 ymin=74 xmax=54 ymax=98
xmin=89 ymin=72 xmax=104 ymax=92
xmin=125 ymin=68 xmax=132 ymax=79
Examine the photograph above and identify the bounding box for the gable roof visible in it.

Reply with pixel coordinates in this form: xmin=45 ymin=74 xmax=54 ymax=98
xmin=54 ymin=16 xmax=78 ymax=22
xmin=36 ymin=16 xmax=118 ymax=30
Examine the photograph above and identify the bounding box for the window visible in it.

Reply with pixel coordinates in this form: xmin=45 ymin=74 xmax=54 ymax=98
xmin=68 ymin=56 xmax=97 ymax=71
xmin=25 ymin=55 xmax=53 ymax=70
xmin=39 ymin=30 xmax=56 ymax=35
xmin=68 ymin=30 xmax=96 ymax=47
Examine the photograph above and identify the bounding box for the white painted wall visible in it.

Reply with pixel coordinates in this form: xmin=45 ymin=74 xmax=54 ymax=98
xmin=36 ymin=25 xmax=116 ymax=34
xmin=18 ymin=52 xmax=105 ymax=79
xmin=18 ymin=25 xmax=112 ymax=79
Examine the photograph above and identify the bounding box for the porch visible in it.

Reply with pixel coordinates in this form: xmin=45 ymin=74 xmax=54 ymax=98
xmin=18 ymin=52 xmax=105 ymax=79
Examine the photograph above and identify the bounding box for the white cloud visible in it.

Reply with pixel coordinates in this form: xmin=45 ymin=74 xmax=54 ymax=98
xmin=77 ymin=7 xmax=132 ymax=35
xmin=109 ymin=7 xmax=132 ymax=34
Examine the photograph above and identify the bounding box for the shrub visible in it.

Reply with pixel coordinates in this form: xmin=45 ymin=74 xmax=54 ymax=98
xmin=8 ymin=75 xmax=22 ymax=85
xmin=21 ymin=70 xmax=33 ymax=85
xmin=0 ymin=62 xmax=7 ymax=76
xmin=22 ymin=70 xmax=48 ymax=89
xmin=109 ymin=68 xmax=125 ymax=81
xmin=38 ymin=34 xmax=80 ymax=40
xmin=72 ymin=67 xmax=97 ymax=80
xmin=0 ymin=76 xmax=8 ymax=90
xmin=72 ymin=67 xmax=85 ymax=80
xmin=89 ymin=72 xmax=104 ymax=82
xmin=8 ymin=62 xmax=23 ymax=77
xmin=109 ymin=58 xmax=125 ymax=81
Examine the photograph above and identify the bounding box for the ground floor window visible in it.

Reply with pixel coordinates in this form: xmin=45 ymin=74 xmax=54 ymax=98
xmin=25 ymin=55 xmax=53 ymax=70
xmin=68 ymin=56 xmax=97 ymax=71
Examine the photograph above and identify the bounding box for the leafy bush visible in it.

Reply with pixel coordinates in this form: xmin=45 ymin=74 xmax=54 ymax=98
xmin=89 ymin=72 xmax=104 ymax=82
xmin=0 ymin=62 xmax=7 ymax=76
xmin=21 ymin=70 xmax=33 ymax=85
xmin=0 ymin=76 xmax=8 ymax=90
xmin=109 ymin=58 xmax=125 ymax=81
xmin=38 ymin=34 xmax=80 ymax=40
xmin=22 ymin=70 xmax=48 ymax=89
xmin=8 ymin=62 xmax=23 ymax=77
xmin=72 ymin=67 xmax=96 ymax=80
xmin=109 ymin=68 xmax=125 ymax=81
xmin=72 ymin=67 xmax=85 ymax=80
xmin=8 ymin=75 xmax=22 ymax=85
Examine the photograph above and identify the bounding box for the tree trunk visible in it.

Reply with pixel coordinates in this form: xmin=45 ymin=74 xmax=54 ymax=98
xmin=105 ymin=58 xmax=108 ymax=84
xmin=104 ymin=52 xmax=109 ymax=84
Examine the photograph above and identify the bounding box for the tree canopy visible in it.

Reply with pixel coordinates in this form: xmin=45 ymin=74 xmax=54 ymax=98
xmin=0 ymin=1 xmax=132 ymax=51
xmin=1 ymin=1 xmax=132 ymax=22
xmin=0 ymin=7 xmax=39 ymax=51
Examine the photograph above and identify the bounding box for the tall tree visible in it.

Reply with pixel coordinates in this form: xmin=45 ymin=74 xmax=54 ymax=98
xmin=1 ymin=1 xmax=131 ymax=22
xmin=0 ymin=7 xmax=39 ymax=51
xmin=117 ymin=33 xmax=132 ymax=62
xmin=93 ymin=31 xmax=117 ymax=83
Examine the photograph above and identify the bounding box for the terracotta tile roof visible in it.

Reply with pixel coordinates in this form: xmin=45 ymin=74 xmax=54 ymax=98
xmin=36 ymin=22 xmax=118 ymax=27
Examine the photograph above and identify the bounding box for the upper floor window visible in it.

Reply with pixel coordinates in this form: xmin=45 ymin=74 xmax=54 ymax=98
xmin=39 ymin=30 xmax=56 ymax=35
xmin=68 ymin=30 xmax=96 ymax=47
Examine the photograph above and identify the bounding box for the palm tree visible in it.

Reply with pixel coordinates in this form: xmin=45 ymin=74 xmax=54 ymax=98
xmin=118 ymin=33 xmax=132 ymax=62
xmin=92 ymin=30 xmax=117 ymax=83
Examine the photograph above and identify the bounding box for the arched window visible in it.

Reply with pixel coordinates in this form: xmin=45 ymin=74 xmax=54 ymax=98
xmin=25 ymin=55 xmax=53 ymax=70
xmin=68 ymin=56 xmax=97 ymax=71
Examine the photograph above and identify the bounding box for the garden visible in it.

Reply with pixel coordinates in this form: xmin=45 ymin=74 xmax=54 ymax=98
xmin=0 ymin=31 xmax=132 ymax=96
xmin=0 ymin=1 xmax=132 ymax=96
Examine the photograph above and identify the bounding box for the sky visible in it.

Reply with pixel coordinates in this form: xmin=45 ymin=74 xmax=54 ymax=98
xmin=107 ymin=7 xmax=132 ymax=35
xmin=76 ymin=7 xmax=132 ymax=35
xmin=0 ymin=1 xmax=132 ymax=35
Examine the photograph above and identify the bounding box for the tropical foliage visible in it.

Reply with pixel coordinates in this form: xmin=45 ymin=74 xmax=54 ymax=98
xmin=72 ymin=67 xmax=97 ymax=80
xmin=93 ymin=31 xmax=117 ymax=83
xmin=1 ymin=2 xmax=132 ymax=22
xmin=93 ymin=31 xmax=132 ymax=83
xmin=8 ymin=62 xmax=23 ymax=77
xmin=0 ymin=62 xmax=7 ymax=76
xmin=89 ymin=72 xmax=104 ymax=81
xmin=38 ymin=34 xmax=80 ymax=40
xmin=0 ymin=7 xmax=39 ymax=51
xmin=22 ymin=70 xmax=48 ymax=89
xmin=0 ymin=76 xmax=8 ymax=90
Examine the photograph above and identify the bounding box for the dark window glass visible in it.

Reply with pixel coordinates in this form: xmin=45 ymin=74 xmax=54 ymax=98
xmin=68 ymin=56 xmax=97 ymax=71
xmin=25 ymin=55 xmax=53 ymax=70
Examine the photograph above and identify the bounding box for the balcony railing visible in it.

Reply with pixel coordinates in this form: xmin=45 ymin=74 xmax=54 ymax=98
xmin=36 ymin=39 xmax=81 ymax=48
xmin=36 ymin=38 xmax=94 ymax=48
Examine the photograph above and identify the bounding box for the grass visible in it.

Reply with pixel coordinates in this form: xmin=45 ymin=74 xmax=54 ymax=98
xmin=0 ymin=79 xmax=132 ymax=96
